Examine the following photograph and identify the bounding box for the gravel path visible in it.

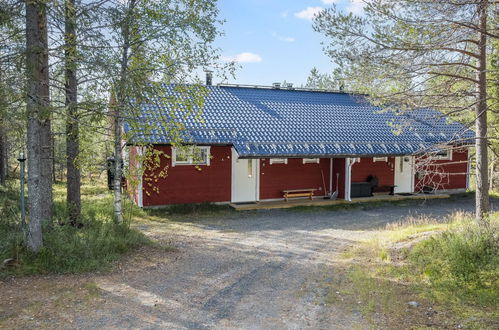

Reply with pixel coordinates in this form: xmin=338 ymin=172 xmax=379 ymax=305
xmin=1 ymin=195 xmax=490 ymax=329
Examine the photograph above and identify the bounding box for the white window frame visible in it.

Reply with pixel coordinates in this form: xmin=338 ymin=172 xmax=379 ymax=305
xmin=433 ymin=149 xmax=452 ymax=160
xmin=269 ymin=158 xmax=288 ymax=165
xmin=172 ymin=146 xmax=211 ymax=166
xmin=373 ymin=156 xmax=388 ymax=162
xmin=303 ymin=158 xmax=320 ymax=164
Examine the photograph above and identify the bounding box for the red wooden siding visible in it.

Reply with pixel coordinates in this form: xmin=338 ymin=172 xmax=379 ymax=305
xmin=259 ymin=158 xmax=332 ymax=200
xmin=351 ymin=157 xmax=396 ymax=186
xmin=415 ymin=148 xmax=468 ymax=191
xmin=332 ymin=158 xmax=346 ymax=199
xmin=134 ymin=147 xmax=469 ymax=207
xmin=141 ymin=145 xmax=232 ymax=206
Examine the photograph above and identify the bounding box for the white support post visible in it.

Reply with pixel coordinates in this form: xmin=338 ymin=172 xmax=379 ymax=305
xmin=345 ymin=157 xmax=357 ymax=202
xmin=345 ymin=157 xmax=351 ymax=201
xmin=329 ymin=158 xmax=333 ymax=195
xmin=466 ymin=150 xmax=471 ymax=191
xmin=137 ymin=147 xmax=144 ymax=208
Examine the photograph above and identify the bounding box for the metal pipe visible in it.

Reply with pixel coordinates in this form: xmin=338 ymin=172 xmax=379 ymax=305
xmin=345 ymin=157 xmax=358 ymax=202
xmin=18 ymin=152 xmax=26 ymax=236
xmin=329 ymin=158 xmax=333 ymax=194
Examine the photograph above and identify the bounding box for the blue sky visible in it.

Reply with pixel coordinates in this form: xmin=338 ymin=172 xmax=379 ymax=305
xmin=214 ymin=0 xmax=364 ymax=86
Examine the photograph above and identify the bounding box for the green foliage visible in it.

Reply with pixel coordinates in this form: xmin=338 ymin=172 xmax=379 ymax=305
xmin=146 ymin=202 xmax=232 ymax=217
xmin=409 ymin=219 xmax=499 ymax=306
xmin=0 ymin=181 xmax=152 ymax=276
xmin=304 ymin=67 xmax=346 ymax=90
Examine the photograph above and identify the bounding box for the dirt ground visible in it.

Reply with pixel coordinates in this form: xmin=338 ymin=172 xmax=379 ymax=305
xmin=0 ymin=196 xmax=487 ymax=329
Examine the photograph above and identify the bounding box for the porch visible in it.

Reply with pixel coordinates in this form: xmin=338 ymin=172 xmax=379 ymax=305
xmin=229 ymin=193 xmax=450 ymax=211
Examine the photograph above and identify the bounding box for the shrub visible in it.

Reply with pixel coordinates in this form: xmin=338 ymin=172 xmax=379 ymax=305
xmin=409 ymin=218 xmax=499 ymax=305
xmin=1 ymin=181 xmax=152 ymax=276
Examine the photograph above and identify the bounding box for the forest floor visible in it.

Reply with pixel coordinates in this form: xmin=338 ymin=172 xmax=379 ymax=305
xmin=0 ymin=195 xmax=497 ymax=329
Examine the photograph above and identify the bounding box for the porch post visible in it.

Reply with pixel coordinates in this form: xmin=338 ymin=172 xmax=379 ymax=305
xmin=345 ymin=157 xmax=351 ymax=201
xmin=466 ymin=151 xmax=472 ymax=190
xmin=138 ymin=147 xmax=144 ymax=208
xmin=329 ymin=158 xmax=333 ymax=194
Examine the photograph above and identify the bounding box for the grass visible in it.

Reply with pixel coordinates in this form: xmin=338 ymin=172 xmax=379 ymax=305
xmin=287 ymin=196 xmax=433 ymax=213
xmin=336 ymin=211 xmax=499 ymax=329
xmin=0 ymin=180 xmax=156 ymax=277
xmin=145 ymin=202 xmax=233 ymax=217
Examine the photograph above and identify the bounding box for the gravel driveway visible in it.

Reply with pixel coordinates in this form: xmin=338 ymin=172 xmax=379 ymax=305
xmin=1 ymin=195 xmax=490 ymax=329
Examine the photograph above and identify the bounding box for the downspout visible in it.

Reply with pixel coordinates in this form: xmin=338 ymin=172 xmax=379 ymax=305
xmin=466 ymin=150 xmax=472 ymax=191
xmin=138 ymin=147 xmax=144 ymax=208
xmin=329 ymin=158 xmax=333 ymax=195
xmin=345 ymin=157 xmax=358 ymax=201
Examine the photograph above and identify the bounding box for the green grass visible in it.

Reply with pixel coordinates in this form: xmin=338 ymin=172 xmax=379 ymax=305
xmin=338 ymin=212 xmax=499 ymax=329
xmin=409 ymin=217 xmax=499 ymax=307
xmin=0 ymin=180 xmax=155 ymax=277
xmin=288 ymin=198 xmax=426 ymax=213
xmin=145 ymin=202 xmax=233 ymax=217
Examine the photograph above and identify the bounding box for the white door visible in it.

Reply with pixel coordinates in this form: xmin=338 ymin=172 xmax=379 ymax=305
xmin=394 ymin=156 xmax=414 ymax=193
xmin=231 ymin=148 xmax=258 ymax=203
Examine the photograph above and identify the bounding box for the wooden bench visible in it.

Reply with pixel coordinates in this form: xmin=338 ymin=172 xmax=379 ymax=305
xmin=282 ymin=189 xmax=316 ymax=202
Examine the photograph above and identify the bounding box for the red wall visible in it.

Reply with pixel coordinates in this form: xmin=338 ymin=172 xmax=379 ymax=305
xmin=415 ymin=148 xmax=468 ymax=192
xmin=259 ymin=158 xmax=334 ymax=200
xmin=351 ymin=157 xmax=395 ymax=186
xmin=141 ymin=145 xmax=232 ymax=206
xmin=333 ymin=158 xmax=346 ymax=199
xmin=135 ymin=147 xmax=468 ymax=206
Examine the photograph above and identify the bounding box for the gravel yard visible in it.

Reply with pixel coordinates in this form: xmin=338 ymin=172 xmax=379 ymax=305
xmin=0 ymin=195 xmax=489 ymax=329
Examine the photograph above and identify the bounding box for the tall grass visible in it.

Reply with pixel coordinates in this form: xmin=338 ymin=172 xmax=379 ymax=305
xmin=409 ymin=216 xmax=499 ymax=307
xmin=0 ymin=180 xmax=152 ymax=276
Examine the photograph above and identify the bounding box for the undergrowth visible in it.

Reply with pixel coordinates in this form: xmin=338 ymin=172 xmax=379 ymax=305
xmin=409 ymin=217 xmax=498 ymax=307
xmin=0 ymin=180 xmax=153 ymax=277
xmin=339 ymin=212 xmax=499 ymax=329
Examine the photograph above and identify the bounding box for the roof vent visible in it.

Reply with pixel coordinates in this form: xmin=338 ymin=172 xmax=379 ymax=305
xmin=286 ymin=83 xmax=293 ymax=89
xmin=272 ymin=82 xmax=281 ymax=89
xmin=205 ymin=71 xmax=213 ymax=86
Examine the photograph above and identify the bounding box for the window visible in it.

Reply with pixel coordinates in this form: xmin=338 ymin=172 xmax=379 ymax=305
xmin=270 ymin=158 xmax=287 ymax=165
xmin=433 ymin=149 xmax=452 ymax=160
xmin=172 ymin=146 xmax=210 ymax=166
xmin=303 ymin=158 xmax=320 ymax=164
xmin=247 ymin=159 xmax=253 ymax=177
xmin=373 ymin=157 xmax=387 ymax=162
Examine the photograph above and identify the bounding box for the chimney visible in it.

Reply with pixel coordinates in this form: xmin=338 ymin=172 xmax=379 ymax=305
xmin=205 ymin=71 xmax=213 ymax=86
xmin=272 ymin=82 xmax=281 ymax=89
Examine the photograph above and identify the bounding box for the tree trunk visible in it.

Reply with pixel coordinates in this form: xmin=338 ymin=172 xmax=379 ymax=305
xmin=113 ymin=108 xmax=123 ymax=224
xmin=475 ymin=0 xmax=490 ymax=222
xmin=0 ymin=125 xmax=7 ymax=185
xmin=0 ymin=66 xmax=7 ymax=185
xmin=113 ymin=0 xmax=135 ymax=224
xmin=26 ymin=0 xmax=52 ymax=252
xmin=65 ymin=0 xmax=81 ymax=226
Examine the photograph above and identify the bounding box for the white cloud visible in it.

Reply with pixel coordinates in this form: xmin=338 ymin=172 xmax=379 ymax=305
xmin=271 ymin=32 xmax=295 ymax=43
xmin=347 ymin=0 xmax=366 ymax=14
xmin=294 ymin=7 xmax=324 ymax=20
xmin=222 ymin=52 xmax=263 ymax=63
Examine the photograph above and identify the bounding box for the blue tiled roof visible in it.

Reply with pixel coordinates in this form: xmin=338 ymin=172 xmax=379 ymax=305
xmin=123 ymin=85 xmax=474 ymax=157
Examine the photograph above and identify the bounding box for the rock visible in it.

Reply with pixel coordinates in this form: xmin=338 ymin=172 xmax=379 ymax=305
xmin=407 ymin=301 xmax=419 ymax=307
xmin=1 ymin=258 xmax=15 ymax=268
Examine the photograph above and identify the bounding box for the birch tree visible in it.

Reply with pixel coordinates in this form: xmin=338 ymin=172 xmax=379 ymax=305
xmin=314 ymin=0 xmax=498 ymax=221
xmin=106 ymin=0 xmax=228 ymax=223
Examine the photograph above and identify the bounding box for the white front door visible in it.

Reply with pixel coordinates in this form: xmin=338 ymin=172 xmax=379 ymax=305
xmin=394 ymin=156 xmax=414 ymax=193
xmin=231 ymin=148 xmax=258 ymax=203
